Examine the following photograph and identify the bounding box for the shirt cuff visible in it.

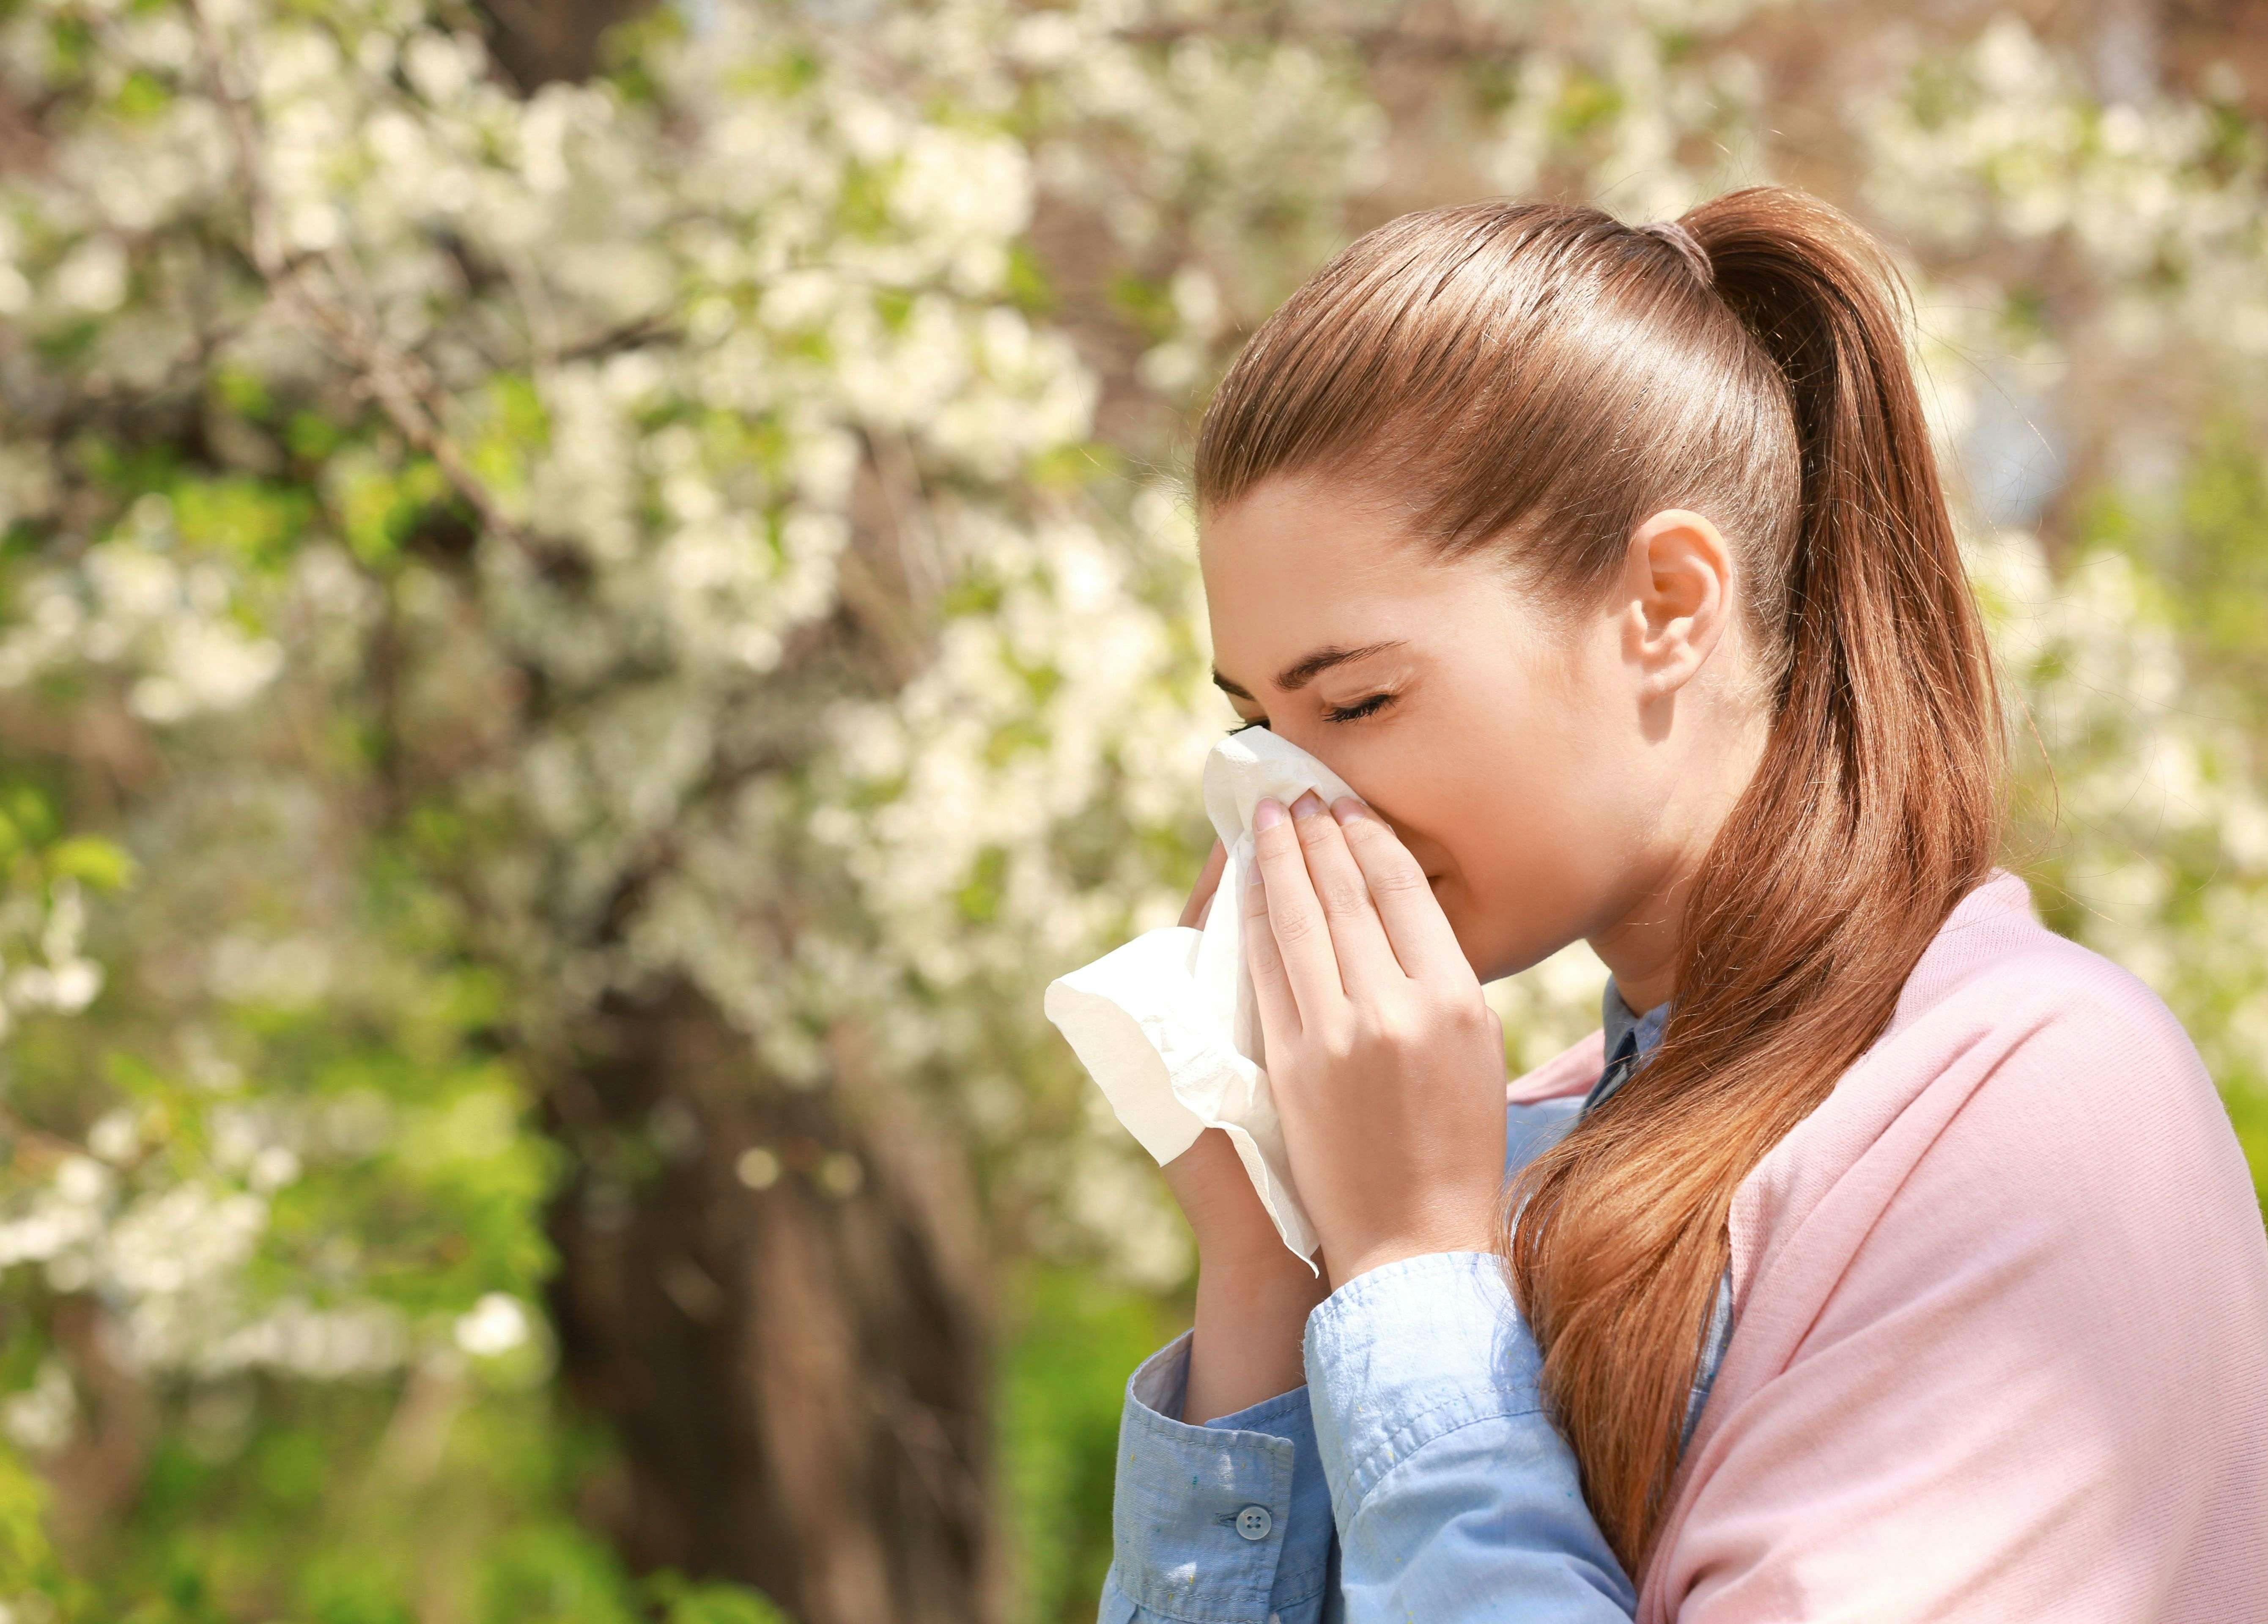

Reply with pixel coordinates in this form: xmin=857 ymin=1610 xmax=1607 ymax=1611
xmin=1301 ymin=1250 xmax=1552 ymax=1521
xmin=1107 ymin=1328 xmax=1333 ymax=1622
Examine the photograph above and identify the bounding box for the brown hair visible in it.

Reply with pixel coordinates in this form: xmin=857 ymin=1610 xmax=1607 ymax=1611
xmin=1194 ymin=187 xmax=2006 ymax=1574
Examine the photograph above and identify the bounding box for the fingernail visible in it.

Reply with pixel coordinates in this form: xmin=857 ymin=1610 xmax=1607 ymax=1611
xmin=1253 ymin=798 xmax=1284 ymax=831
xmin=1290 ymin=790 xmax=1325 ymax=821
xmin=1330 ymin=796 xmax=1366 ymax=826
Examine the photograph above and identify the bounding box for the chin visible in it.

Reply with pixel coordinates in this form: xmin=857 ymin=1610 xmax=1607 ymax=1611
xmin=1438 ymin=891 xmax=1544 ymax=985
xmin=1431 ymin=888 xmax=1495 ymax=978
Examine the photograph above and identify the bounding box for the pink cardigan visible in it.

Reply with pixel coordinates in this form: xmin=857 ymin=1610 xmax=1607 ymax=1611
xmin=1506 ymin=865 xmax=2268 ymax=1620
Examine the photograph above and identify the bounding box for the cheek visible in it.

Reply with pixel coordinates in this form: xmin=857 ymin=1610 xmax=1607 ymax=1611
xmin=1361 ymin=713 xmax=1611 ymax=972
xmin=1431 ymin=817 xmax=1603 ymax=982
xmin=1435 ymin=796 xmax=1568 ymax=922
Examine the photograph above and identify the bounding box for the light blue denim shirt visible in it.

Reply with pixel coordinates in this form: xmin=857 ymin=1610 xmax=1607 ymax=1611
xmin=1097 ymin=979 xmax=1734 ymax=1624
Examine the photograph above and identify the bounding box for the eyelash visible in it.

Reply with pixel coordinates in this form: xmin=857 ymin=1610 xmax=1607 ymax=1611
xmin=1226 ymin=693 xmax=1397 ymax=735
xmin=1325 ymin=692 xmax=1396 ymax=724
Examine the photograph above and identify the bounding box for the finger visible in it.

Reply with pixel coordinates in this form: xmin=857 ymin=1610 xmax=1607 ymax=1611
xmin=1287 ymin=789 xmax=1404 ymax=996
xmin=1330 ymin=796 xmax=1473 ymax=983
xmin=1251 ymin=796 xmax=1345 ymax=1023
xmin=1237 ymin=841 xmax=1303 ymax=1042
xmin=1179 ymin=837 xmax=1229 ymax=930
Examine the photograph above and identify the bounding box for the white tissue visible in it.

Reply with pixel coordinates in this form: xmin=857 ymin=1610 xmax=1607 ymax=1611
xmin=1042 ymin=727 xmax=1356 ymax=1270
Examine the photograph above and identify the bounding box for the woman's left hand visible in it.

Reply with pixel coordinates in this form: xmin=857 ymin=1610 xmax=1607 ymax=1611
xmin=1245 ymin=789 xmax=1509 ymax=1286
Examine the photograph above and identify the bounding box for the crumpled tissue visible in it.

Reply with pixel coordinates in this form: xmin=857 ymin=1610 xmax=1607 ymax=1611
xmin=1042 ymin=727 xmax=1355 ymax=1270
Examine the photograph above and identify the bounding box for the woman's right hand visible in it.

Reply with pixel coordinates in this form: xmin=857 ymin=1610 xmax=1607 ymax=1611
xmin=1162 ymin=841 xmax=1265 ymax=1259
xmin=1160 ymin=839 xmax=1330 ymax=1421
xmin=1176 ymin=835 xmax=1230 ymax=931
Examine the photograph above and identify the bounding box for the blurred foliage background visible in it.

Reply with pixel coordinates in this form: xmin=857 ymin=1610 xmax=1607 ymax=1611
xmin=0 ymin=0 xmax=2263 ymax=1620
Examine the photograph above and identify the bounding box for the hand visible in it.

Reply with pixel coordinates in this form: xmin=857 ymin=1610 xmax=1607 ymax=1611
xmin=1160 ymin=1125 xmax=1330 ymax=1420
xmin=1162 ymin=839 xmax=1275 ymax=1262
xmin=1178 ymin=836 xmax=1228 ymax=930
xmin=1245 ymin=790 xmax=1508 ymax=1285
xmin=1156 ymin=836 xmax=1328 ymax=1421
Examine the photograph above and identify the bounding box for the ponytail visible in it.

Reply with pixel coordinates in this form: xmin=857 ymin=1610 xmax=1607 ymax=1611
xmin=1502 ymin=187 xmax=2007 ymax=1571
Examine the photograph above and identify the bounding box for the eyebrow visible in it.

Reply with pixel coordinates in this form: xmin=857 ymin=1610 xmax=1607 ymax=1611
xmin=1211 ymin=639 xmax=1408 ymax=700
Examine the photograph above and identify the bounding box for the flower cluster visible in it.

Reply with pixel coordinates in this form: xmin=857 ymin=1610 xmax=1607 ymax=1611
xmin=0 ymin=0 xmax=2259 ymax=1611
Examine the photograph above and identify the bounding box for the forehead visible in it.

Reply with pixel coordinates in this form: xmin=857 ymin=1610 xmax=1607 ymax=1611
xmin=1199 ymin=475 xmax=1483 ymax=673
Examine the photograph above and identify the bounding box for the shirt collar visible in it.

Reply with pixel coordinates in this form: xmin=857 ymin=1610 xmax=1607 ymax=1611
xmin=1580 ymin=977 xmax=1676 ymax=1119
xmin=1601 ymin=975 xmax=1672 ymax=1067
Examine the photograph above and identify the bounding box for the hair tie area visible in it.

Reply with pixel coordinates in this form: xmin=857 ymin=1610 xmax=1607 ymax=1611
xmin=1636 ymin=218 xmax=1714 ymax=289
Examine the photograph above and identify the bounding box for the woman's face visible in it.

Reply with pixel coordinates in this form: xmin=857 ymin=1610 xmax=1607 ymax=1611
xmin=1200 ymin=472 xmax=1763 ymax=999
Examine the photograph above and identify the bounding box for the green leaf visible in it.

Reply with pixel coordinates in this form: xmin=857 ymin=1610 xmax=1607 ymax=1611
xmin=644 ymin=1572 xmax=793 ymax=1624
xmin=46 ymin=835 xmax=135 ymax=892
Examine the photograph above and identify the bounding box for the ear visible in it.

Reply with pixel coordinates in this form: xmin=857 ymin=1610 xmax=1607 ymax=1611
xmin=1620 ymin=508 xmax=1736 ymax=697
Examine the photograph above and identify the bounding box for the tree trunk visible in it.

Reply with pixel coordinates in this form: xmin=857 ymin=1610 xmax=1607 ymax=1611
xmin=541 ymin=977 xmax=999 ymax=1624
xmin=474 ymin=0 xmax=659 ymax=91
xmin=462 ymin=3 xmax=998 ymax=1615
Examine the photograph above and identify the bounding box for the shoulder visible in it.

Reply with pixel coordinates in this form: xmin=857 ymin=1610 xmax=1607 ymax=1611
xmin=1863 ymin=867 xmax=2216 ymax=1131
xmin=1890 ymin=906 xmax=2217 ymax=1144
xmin=1673 ymin=877 xmax=2268 ymax=1613
xmin=1902 ymin=952 xmax=2235 ymax=1237
xmin=1735 ymin=880 xmax=2262 ymax=1308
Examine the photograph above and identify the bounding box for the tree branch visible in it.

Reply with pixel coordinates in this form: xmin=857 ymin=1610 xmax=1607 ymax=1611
xmin=184 ymin=0 xmax=548 ymax=560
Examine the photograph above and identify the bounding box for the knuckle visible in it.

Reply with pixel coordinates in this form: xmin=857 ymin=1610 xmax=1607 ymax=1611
xmin=1368 ymin=861 xmax=1430 ymax=898
xmin=1363 ymin=1004 xmax=1419 ymax=1051
xmin=1256 ymin=822 xmax=1300 ymax=861
xmin=1442 ymin=993 xmax=1492 ymax=1036
xmin=1319 ymin=875 xmax=1370 ymax=916
xmin=1341 ymin=813 xmax=1403 ymax=852
xmin=1272 ymin=907 xmax=1320 ymax=946
xmin=1418 ymin=982 xmax=1475 ymax=1021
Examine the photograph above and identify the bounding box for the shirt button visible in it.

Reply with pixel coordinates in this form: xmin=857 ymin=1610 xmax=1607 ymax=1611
xmin=1235 ymin=1503 xmax=1273 ymax=1541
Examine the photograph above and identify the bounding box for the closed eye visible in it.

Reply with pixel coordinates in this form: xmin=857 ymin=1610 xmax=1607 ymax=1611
xmin=1227 ymin=718 xmax=1268 ymax=735
xmin=1324 ymin=693 xmax=1396 ymax=724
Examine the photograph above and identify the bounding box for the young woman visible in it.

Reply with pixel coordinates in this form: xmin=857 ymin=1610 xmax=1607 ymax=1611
xmin=1098 ymin=187 xmax=2268 ymax=1622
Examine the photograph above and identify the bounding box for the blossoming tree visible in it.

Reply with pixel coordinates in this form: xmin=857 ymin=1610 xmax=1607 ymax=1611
xmin=0 ymin=2 xmax=2259 ymax=1620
